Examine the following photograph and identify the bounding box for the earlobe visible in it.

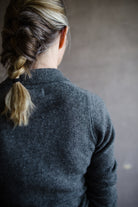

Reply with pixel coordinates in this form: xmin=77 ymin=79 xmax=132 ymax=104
xmin=59 ymin=26 xmax=68 ymax=49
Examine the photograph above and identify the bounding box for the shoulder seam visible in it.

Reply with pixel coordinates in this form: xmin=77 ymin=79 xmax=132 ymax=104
xmin=87 ymin=91 xmax=97 ymax=146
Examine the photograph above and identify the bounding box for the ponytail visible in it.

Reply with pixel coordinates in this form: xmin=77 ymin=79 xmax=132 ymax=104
xmin=1 ymin=56 xmax=35 ymax=127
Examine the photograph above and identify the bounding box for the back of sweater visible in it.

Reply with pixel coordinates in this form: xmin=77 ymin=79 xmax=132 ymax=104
xmin=0 ymin=68 xmax=117 ymax=207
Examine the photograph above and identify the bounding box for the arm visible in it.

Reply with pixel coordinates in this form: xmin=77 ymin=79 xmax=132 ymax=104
xmin=85 ymin=93 xmax=118 ymax=207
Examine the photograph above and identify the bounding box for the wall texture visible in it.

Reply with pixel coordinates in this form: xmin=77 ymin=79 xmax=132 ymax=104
xmin=0 ymin=0 xmax=138 ymax=207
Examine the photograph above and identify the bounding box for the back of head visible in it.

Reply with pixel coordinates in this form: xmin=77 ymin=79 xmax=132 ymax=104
xmin=0 ymin=0 xmax=69 ymax=127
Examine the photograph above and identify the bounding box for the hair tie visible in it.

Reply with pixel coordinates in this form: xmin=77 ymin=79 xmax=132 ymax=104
xmin=12 ymin=78 xmax=21 ymax=84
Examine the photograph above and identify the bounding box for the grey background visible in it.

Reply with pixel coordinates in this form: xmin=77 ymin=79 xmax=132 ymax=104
xmin=0 ymin=0 xmax=138 ymax=207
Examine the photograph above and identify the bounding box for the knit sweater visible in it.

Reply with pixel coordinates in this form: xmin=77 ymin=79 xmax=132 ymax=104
xmin=0 ymin=68 xmax=117 ymax=207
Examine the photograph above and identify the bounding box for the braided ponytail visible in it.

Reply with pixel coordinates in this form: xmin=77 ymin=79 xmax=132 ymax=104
xmin=0 ymin=0 xmax=69 ymax=127
xmin=1 ymin=56 xmax=35 ymax=127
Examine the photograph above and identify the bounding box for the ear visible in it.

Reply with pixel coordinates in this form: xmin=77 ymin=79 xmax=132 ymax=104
xmin=59 ymin=26 xmax=68 ymax=49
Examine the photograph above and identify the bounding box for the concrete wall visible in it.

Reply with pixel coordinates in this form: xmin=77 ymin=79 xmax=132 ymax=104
xmin=0 ymin=0 xmax=138 ymax=206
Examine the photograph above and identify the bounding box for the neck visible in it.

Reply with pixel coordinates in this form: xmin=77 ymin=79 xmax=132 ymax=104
xmin=32 ymin=48 xmax=58 ymax=70
xmin=32 ymin=61 xmax=58 ymax=70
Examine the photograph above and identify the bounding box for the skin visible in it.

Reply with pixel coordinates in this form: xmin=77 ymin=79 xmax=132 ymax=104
xmin=32 ymin=26 xmax=69 ymax=70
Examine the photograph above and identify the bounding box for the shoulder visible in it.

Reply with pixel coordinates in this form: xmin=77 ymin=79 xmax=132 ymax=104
xmin=86 ymin=91 xmax=115 ymax=145
xmin=87 ymin=91 xmax=106 ymax=110
xmin=86 ymin=91 xmax=108 ymax=125
xmin=62 ymin=81 xmax=106 ymax=114
xmin=87 ymin=91 xmax=111 ymax=120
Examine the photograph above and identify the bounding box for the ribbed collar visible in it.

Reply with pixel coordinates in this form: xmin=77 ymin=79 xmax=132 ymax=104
xmin=2 ymin=68 xmax=70 ymax=86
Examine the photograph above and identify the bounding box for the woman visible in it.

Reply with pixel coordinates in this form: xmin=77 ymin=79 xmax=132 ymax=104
xmin=0 ymin=0 xmax=117 ymax=207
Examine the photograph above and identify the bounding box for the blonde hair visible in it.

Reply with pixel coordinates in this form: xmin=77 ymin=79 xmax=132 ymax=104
xmin=1 ymin=0 xmax=69 ymax=127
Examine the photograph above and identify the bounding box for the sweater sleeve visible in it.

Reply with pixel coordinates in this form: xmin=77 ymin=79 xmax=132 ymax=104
xmin=85 ymin=93 xmax=118 ymax=207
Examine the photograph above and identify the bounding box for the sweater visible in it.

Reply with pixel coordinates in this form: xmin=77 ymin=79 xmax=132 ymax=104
xmin=0 ymin=68 xmax=117 ymax=207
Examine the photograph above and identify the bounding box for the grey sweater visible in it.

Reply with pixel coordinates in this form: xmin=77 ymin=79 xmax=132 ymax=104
xmin=0 ymin=68 xmax=117 ymax=207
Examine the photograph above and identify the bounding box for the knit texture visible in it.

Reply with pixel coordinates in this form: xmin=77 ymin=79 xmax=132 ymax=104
xmin=0 ymin=68 xmax=117 ymax=207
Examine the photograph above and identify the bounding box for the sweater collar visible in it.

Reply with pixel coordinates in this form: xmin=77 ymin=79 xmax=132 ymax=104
xmin=3 ymin=68 xmax=70 ymax=86
xmin=20 ymin=68 xmax=70 ymax=85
